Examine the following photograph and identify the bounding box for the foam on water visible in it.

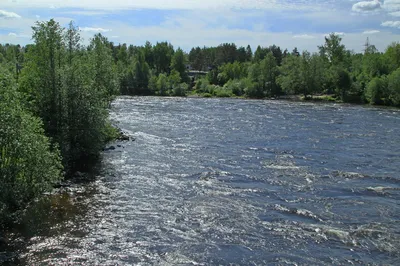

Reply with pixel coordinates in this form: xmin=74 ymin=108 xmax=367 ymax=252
xmin=3 ymin=97 xmax=400 ymax=265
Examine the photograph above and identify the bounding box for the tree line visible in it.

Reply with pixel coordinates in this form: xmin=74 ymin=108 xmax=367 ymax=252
xmin=92 ymin=33 xmax=399 ymax=104
xmin=3 ymin=28 xmax=400 ymax=104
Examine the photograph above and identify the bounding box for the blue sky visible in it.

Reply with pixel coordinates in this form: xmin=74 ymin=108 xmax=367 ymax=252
xmin=1 ymin=0 xmax=399 ymax=53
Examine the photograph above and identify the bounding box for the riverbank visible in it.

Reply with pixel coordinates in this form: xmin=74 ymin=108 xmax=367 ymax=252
xmin=185 ymin=92 xmax=397 ymax=108
xmin=188 ymin=93 xmax=345 ymax=104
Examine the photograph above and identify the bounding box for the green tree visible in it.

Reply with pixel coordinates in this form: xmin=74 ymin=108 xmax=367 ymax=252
xmin=215 ymin=43 xmax=237 ymax=65
xmin=117 ymin=43 xmax=128 ymax=65
xmin=189 ymin=47 xmax=203 ymax=70
xmin=153 ymin=42 xmax=174 ymax=74
xmin=156 ymin=73 xmax=169 ymax=96
xmin=301 ymin=51 xmax=325 ymax=96
xmin=260 ymin=52 xmax=279 ymax=97
xmin=247 ymin=53 xmax=278 ymax=97
xmin=332 ymin=67 xmax=352 ymax=100
xmin=254 ymin=45 xmax=267 ymax=62
xmin=385 ymin=42 xmax=400 ymax=72
xmin=0 ymin=66 xmax=62 ymax=225
xmin=168 ymin=70 xmax=181 ymax=89
xmin=20 ymin=19 xmax=66 ymax=146
xmin=292 ymin=47 xmax=300 ymax=57
xmin=143 ymin=41 xmax=154 ymax=69
xmin=363 ymin=52 xmax=388 ymax=78
xmin=277 ymin=51 xmax=325 ymax=97
xmin=277 ymin=54 xmax=302 ymax=95
xmin=246 ymin=45 xmax=253 ymax=61
xmin=128 ymin=50 xmax=150 ymax=95
xmin=237 ymin=46 xmax=247 ymax=63
xmin=65 ymin=21 xmax=81 ymax=65
xmin=318 ymin=33 xmax=346 ymax=65
xmin=171 ymin=48 xmax=188 ymax=83
xmin=88 ymin=33 xmax=119 ymax=102
xmin=269 ymin=45 xmax=283 ymax=66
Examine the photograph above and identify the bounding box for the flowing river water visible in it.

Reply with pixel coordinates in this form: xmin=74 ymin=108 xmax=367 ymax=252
xmin=1 ymin=96 xmax=400 ymax=265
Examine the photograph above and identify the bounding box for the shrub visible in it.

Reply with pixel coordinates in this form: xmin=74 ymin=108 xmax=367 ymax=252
xmin=244 ymin=82 xmax=263 ymax=98
xmin=224 ymin=79 xmax=242 ymax=96
xmin=215 ymin=90 xmax=232 ymax=97
xmin=388 ymin=68 xmax=400 ymax=106
xmin=365 ymin=76 xmax=388 ymax=105
xmin=172 ymin=83 xmax=188 ymax=96
xmin=194 ymin=78 xmax=209 ymax=93
xmin=214 ymin=87 xmax=232 ymax=97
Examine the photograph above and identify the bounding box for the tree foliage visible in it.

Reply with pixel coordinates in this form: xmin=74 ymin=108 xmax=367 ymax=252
xmin=0 ymin=65 xmax=62 ymax=226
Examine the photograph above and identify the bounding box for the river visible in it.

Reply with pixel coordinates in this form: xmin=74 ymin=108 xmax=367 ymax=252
xmin=1 ymin=96 xmax=400 ymax=265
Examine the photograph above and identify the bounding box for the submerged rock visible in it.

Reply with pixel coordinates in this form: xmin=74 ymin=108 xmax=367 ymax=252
xmin=118 ymin=134 xmax=130 ymax=141
xmin=103 ymin=146 xmax=116 ymax=151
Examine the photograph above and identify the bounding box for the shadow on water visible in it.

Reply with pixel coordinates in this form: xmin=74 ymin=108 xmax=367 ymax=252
xmin=0 ymin=157 xmax=112 ymax=265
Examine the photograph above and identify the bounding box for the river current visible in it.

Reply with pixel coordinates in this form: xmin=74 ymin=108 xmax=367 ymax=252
xmin=1 ymin=97 xmax=400 ymax=265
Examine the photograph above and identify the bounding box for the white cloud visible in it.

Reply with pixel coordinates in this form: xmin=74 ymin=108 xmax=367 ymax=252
xmin=293 ymin=34 xmax=315 ymax=39
xmin=363 ymin=30 xmax=380 ymax=34
xmin=352 ymin=1 xmax=381 ymax=12
xmin=381 ymin=20 xmax=400 ymax=29
xmin=383 ymin=0 xmax=400 ymax=12
xmin=6 ymin=32 xmax=29 ymax=38
xmin=79 ymin=27 xmax=111 ymax=33
xmin=0 ymin=9 xmax=21 ymax=19
xmin=389 ymin=11 xmax=400 ymax=17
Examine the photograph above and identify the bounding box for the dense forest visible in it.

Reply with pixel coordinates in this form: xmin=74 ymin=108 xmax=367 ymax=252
xmin=1 ymin=19 xmax=400 ymax=227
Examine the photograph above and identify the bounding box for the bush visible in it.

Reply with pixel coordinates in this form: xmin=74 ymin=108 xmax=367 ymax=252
xmin=224 ymin=78 xmax=254 ymax=96
xmin=244 ymin=82 xmax=263 ymax=98
xmin=205 ymin=84 xmax=218 ymax=95
xmin=388 ymin=68 xmax=400 ymax=106
xmin=224 ymin=79 xmax=243 ymax=96
xmin=172 ymin=83 xmax=188 ymax=96
xmin=365 ymin=76 xmax=388 ymax=105
xmin=216 ymin=90 xmax=232 ymax=97
xmin=214 ymin=87 xmax=232 ymax=97
xmin=194 ymin=78 xmax=209 ymax=93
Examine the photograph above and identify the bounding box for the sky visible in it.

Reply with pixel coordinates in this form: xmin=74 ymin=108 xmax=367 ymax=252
xmin=0 ymin=0 xmax=399 ymax=53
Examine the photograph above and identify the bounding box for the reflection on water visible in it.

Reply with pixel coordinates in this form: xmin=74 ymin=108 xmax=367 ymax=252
xmin=2 ymin=97 xmax=400 ymax=265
